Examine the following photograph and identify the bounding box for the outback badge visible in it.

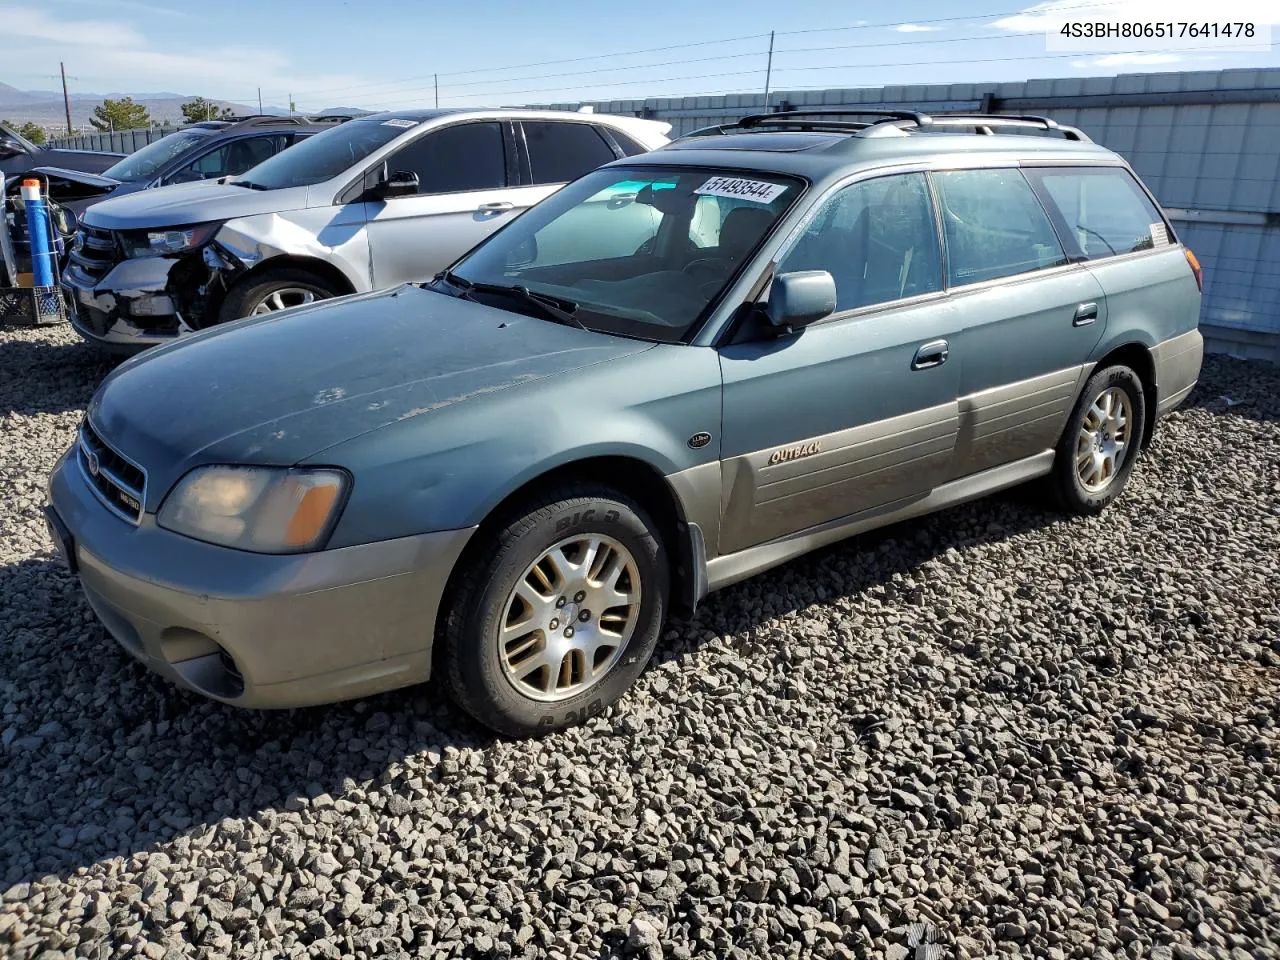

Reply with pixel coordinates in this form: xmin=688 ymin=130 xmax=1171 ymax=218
xmin=768 ymin=440 xmax=821 ymax=465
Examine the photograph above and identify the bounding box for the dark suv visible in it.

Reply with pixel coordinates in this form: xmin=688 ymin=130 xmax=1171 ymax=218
xmin=7 ymin=114 xmax=351 ymax=220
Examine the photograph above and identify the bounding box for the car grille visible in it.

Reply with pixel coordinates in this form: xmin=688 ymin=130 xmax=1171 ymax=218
xmin=68 ymin=225 xmax=122 ymax=284
xmin=78 ymin=420 xmax=147 ymax=525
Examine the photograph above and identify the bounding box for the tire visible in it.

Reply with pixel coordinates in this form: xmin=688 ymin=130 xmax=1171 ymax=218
xmin=1051 ymin=364 xmax=1147 ymax=515
xmin=439 ymin=485 xmax=668 ymax=738
xmin=217 ymin=267 xmax=340 ymax=325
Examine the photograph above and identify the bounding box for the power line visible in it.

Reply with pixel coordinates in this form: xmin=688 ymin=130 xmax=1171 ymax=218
xmin=378 ymin=47 xmax=1193 ymax=108
xmin=292 ymin=0 xmax=1120 ymax=102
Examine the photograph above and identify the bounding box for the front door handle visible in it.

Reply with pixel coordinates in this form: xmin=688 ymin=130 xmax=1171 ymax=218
xmin=477 ymin=201 xmax=514 ymax=212
xmin=1073 ymin=302 xmax=1099 ymax=326
xmin=911 ymin=339 xmax=949 ymax=370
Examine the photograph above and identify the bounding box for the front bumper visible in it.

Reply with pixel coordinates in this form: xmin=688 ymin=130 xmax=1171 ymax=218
xmin=46 ymin=449 xmax=476 ymax=709
xmin=61 ymin=256 xmax=187 ymax=353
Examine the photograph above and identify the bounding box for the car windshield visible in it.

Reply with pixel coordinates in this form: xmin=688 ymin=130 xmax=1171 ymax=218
xmin=442 ymin=165 xmax=803 ymax=343
xmin=231 ymin=118 xmax=414 ymax=190
xmin=101 ymin=130 xmax=210 ymax=182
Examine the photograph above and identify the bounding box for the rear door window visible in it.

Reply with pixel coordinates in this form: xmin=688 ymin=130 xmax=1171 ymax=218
xmin=1026 ymin=166 xmax=1170 ymax=260
xmin=522 ymin=121 xmax=618 ymax=186
xmin=386 ymin=122 xmax=507 ymax=195
xmin=931 ymin=168 xmax=1069 ymax=286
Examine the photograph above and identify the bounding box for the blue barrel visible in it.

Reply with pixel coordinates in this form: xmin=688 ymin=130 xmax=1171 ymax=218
xmin=20 ymin=179 xmax=56 ymax=287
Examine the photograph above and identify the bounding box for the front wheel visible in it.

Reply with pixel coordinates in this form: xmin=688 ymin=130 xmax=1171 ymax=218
xmin=438 ymin=485 xmax=668 ymax=738
xmin=1051 ymin=364 xmax=1147 ymax=515
xmin=217 ymin=268 xmax=340 ymax=325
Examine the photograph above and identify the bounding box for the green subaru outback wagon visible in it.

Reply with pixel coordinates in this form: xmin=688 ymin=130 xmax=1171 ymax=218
xmin=46 ymin=110 xmax=1204 ymax=736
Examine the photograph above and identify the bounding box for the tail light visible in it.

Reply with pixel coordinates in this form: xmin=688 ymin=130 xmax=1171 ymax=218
xmin=1184 ymin=248 xmax=1203 ymax=292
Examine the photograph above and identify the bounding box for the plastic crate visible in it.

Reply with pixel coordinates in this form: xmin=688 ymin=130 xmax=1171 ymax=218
xmin=0 ymin=285 xmax=68 ymax=326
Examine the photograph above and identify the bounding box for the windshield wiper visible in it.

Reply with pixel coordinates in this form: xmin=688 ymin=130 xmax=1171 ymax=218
xmin=230 ymin=180 xmax=268 ymax=190
xmin=448 ymin=274 xmax=588 ymax=331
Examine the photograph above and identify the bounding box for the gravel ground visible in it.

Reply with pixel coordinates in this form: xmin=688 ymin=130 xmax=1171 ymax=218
xmin=1 ymin=321 xmax=1278 ymax=960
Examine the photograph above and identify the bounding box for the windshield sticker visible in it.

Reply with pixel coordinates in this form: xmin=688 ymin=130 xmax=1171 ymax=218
xmin=695 ymin=176 xmax=787 ymax=204
xmin=1149 ymin=222 xmax=1171 ymax=246
xmin=381 ymin=118 xmax=418 ymax=128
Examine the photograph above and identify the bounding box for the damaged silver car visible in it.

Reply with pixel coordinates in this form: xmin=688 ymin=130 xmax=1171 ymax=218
xmin=61 ymin=108 xmax=670 ymax=352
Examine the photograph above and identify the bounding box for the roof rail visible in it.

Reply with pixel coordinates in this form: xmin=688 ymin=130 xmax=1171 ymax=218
xmin=925 ymin=113 xmax=1092 ymax=141
xmin=740 ymin=108 xmax=934 ymax=130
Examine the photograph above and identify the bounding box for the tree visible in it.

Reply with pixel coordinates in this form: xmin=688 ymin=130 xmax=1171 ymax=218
xmin=181 ymin=97 xmax=233 ymax=123
xmin=89 ymin=97 xmax=150 ymax=132
xmin=18 ymin=122 xmax=46 ymax=145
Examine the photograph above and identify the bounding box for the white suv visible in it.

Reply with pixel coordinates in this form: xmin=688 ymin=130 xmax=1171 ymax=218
xmin=62 ymin=108 xmax=671 ymax=351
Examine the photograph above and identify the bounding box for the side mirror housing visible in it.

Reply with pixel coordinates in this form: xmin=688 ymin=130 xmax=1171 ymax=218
xmin=0 ymin=137 xmax=25 ymax=159
xmin=765 ymin=270 xmax=837 ymax=332
xmin=377 ymin=170 xmax=419 ymax=199
xmin=168 ymin=169 xmax=204 ymax=184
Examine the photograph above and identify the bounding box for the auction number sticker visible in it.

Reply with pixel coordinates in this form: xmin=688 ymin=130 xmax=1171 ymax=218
xmin=382 ymin=118 xmax=418 ymax=128
xmin=695 ymin=176 xmax=787 ymax=204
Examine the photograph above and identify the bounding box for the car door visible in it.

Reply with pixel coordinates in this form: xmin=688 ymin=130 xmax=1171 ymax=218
xmin=362 ymin=121 xmax=527 ymax=287
xmin=930 ymin=166 xmax=1109 ymax=480
xmin=716 ymin=171 xmax=962 ymax=555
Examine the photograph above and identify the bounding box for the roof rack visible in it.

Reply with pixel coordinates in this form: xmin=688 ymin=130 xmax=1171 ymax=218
xmin=678 ymin=108 xmax=1091 ymax=143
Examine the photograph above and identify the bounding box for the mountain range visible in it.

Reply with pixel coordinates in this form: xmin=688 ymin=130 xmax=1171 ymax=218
xmin=0 ymin=83 xmax=297 ymax=130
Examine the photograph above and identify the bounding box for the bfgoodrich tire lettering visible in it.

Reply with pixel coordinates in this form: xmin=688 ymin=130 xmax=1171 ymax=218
xmin=1052 ymin=364 xmax=1147 ymax=515
xmin=439 ymin=485 xmax=668 ymax=737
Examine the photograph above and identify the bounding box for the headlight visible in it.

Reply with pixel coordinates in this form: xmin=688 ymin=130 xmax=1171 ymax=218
xmin=157 ymin=466 xmax=348 ymax=553
xmin=119 ymin=221 xmax=221 ymax=259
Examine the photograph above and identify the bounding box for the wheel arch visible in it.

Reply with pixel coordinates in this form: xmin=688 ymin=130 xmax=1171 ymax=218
xmin=1090 ymin=341 xmax=1157 ymax=450
xmin=227 ymin=254 xmax=360 ymax=299
xmin=433 ymin=454 xmax=705 ymax=673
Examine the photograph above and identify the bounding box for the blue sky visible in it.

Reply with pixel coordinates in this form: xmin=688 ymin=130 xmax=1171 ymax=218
xmin=4 ymin=0 xmax=1277 ymax=112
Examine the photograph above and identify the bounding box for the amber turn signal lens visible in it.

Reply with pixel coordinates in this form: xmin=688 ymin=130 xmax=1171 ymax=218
xmin=1184 ymin=248 xmax=1203 ymax=292
xmin=283 ymin=481 xmax=342 ymax=548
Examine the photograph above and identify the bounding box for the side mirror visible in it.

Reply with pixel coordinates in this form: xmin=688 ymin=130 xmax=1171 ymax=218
xmin=765 ymin=270 xmax=837 ymax=332
xmin=0 ymin=137 xmax=25 ymax=159
xmin=168 ymin=169 xmax=204 ymax=184
xmin=378 ymin=170 xmax=419 ymax=199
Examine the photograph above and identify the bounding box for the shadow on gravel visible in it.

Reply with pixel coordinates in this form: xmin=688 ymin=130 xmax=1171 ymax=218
xmin=0 ymin=336 xmax=119 ymax=415
xmin=3 ymin=487 xmax=1068 ymax=889
xmin=1179 ymin=356 xmax=1280 ymax=426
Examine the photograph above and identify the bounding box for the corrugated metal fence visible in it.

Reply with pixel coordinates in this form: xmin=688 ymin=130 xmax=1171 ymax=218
xmin=50 ymin=68 xmax=1280 ymax=359
xmin=54 ymin=125 xmax=181 ymax=153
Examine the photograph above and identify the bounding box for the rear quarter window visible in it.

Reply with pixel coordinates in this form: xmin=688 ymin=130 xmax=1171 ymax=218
xmin=1026 ymin=166 xmax=1171 ymax=260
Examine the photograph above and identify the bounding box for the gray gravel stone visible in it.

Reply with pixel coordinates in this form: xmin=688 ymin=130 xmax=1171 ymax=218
xmin=2 ymin=326 xmax=1279 ymax=960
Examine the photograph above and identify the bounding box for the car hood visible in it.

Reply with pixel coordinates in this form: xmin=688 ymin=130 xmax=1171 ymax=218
xmin=82 ymin=180 xmax=307 ymax=229
xmin=88 ymin=285 xmax=655 ymax=509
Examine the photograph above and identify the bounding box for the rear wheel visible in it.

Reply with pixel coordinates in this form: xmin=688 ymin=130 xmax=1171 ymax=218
xmin=439 ymin=485 xmax=667 ymax=737
xmin=218 ymin=267 xmax=340 ymax=325
xmin=1051 ymin=364 xmax=1147 ymax=515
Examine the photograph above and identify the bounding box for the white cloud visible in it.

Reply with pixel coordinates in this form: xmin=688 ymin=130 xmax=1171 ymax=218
xmin=992 ymin=0 xmax=1278 ymax=31
xmin=894 ymin=23 xmax=941 ymax=33
xmin=0 ymin=6 xmax=365 ymax=103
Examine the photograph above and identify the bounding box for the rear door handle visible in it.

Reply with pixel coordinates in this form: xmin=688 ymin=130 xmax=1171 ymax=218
xmin=911 ymin=339 xmax=949 ymax=370
xmin=1073 ymin=302 xmax=1099 ymax=326
xmin=477 ymin=201 xmax=514 ymax=212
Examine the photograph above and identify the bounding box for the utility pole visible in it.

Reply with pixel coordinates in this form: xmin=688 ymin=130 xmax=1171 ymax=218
xmin=60 ymin=61 xmax=73 ymax=134
xmin=434 ymin=74 xmax=439 ymax=108
xmin=258 ymin=87 xmax=263 ymax=113
xmin=762 ymin=31 xmax=775 ymax=111
xmin=288 ymin=94 xmax=293 ymax=117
